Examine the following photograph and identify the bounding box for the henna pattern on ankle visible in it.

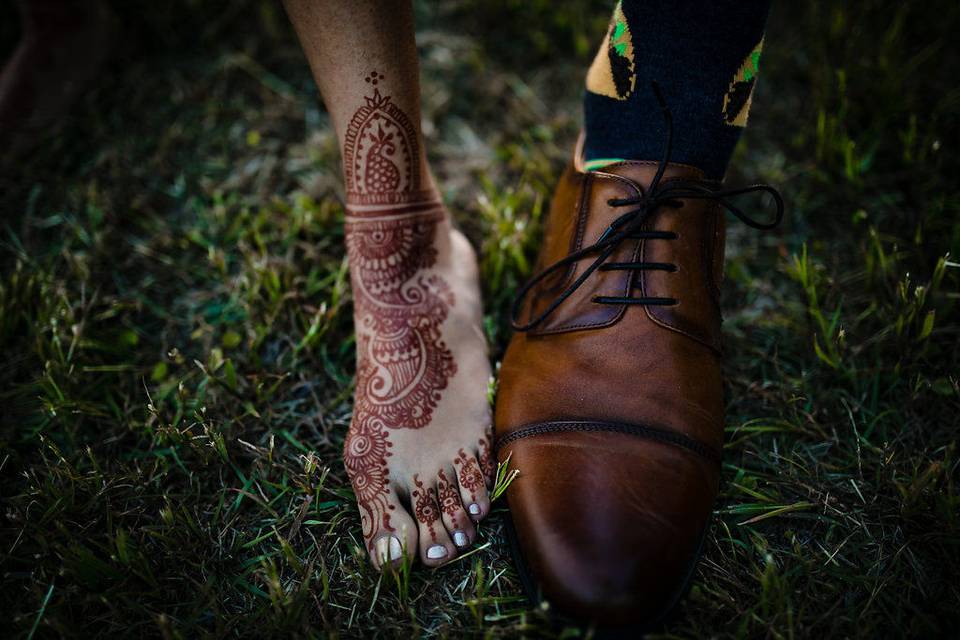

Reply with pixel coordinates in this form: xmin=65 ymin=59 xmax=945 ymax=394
xmin=341 ymin=73 xmax=457 ymax=551
xmin=343 ymin=71 xmax=432 ymax=207
xmin=412 ymin=474 xmax=440 ymax=542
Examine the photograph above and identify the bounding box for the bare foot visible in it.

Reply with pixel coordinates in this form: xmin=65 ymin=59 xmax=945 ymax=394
xmin=339 ymin=75 xmax=493 ymax=569
xmin=343 ymin=206 xmax=494 ymax=568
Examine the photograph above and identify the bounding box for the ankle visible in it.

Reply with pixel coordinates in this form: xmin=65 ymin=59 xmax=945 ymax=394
xmin=340 ymin=71 xmax=436 ymax=211
xmin=581 ymin=0 xmax=771 ymax=179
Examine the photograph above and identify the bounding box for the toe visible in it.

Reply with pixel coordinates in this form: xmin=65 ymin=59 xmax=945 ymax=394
xmin=360 ymin=486 xmax=418 ymax=572
xmin=410 ymin=473 xmax=458 ymax=567
xmin=477 ymin=430 xmax=497 ymax=488
xmin=453 ymin=448 xmax=491 ymax=522
xmin=437 ymin=467 xmax=476 ymax=549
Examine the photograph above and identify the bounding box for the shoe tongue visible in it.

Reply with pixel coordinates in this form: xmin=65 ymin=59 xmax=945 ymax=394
xmin=595 ymin=161 xmax=707 ymax=188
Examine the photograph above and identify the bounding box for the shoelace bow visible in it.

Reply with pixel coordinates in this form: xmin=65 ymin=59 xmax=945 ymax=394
xmin=510 ymin=82 xmax=785 ymax=332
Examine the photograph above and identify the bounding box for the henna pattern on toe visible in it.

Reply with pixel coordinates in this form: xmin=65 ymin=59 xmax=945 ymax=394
xmin=455 ymin=448 xmax=485 ymax=501
xmin=477 ymin=434 xmax=496 ymax=486
xmin=412 ymin=474 xmax=441 ymax=542
xmin=341 ymin=73 xmax=459 ymax=552
xmin=437 ymin=469 xmax=462 ymax=526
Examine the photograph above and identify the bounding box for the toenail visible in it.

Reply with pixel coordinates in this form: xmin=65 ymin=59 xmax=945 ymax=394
xmin=375 ymin=536 xmax=403 ymax=563
xmin=468 ymin=503 xmax=481 ymax=516
xmin=453 ymin=531 xmax=469 ymax=547
xmin=426 ymin=544 xmax=447 ymax=560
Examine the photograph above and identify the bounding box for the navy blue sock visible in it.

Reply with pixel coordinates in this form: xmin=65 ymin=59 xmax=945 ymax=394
xmin=583 ymin=0 xmax=772 ymax=178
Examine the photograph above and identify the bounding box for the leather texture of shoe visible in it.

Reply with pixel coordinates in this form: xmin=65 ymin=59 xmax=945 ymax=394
xmin=494 ymin=116 xmax=782 ymax=626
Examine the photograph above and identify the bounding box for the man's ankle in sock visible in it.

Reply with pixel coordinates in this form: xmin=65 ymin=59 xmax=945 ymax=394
xmin=582 ymin=0 xmax=771 ymax=179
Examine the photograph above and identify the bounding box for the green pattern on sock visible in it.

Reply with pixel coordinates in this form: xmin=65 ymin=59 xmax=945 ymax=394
xmin=722 ymin=37 xmax=764 ymax=127
xmin=744 ymin=49 xmax=762 ymax=81
xmin=585 ymin=0 xmax=635 ymax=101
xmin=612 ymin=16 xmax=629 ymax=55
xmin=584 ymin=157 xmax=627 ymax=171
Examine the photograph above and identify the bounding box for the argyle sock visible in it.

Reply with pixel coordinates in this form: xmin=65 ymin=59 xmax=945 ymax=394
xmin=583 ymin=0 xmax=772 ymax=179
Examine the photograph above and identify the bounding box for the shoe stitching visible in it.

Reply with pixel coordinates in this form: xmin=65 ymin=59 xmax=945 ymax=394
xmin=496 ymin=419 xmax=722 ymax=463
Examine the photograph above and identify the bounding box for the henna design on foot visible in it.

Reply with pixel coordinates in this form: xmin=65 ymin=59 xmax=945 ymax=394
xmin=348 ymin=215 xmax=456 ymax=429
xmin=344 ymin=210 xmax=456 ymax=546
xmin=341 ymin=73 xmax=459 ymax=552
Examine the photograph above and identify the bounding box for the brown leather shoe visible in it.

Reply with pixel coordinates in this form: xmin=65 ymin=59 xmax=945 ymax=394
xmin=495 ymin=119 xmax=782 ymax=626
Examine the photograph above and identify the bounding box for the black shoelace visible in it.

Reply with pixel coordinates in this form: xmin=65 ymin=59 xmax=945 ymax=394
xmin=510 ymin=82 xmax=785 ymax=332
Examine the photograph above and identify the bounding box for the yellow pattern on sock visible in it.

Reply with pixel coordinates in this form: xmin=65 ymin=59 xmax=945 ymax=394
xmin=586 ymin=2 xmax=635 ymax=101
xmin=722 ymin=37 xmax=764 ymax=127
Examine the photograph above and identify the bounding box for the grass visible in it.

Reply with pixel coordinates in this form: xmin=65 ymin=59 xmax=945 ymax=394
xmin=1 ymin=0 xmax=958 ymax=637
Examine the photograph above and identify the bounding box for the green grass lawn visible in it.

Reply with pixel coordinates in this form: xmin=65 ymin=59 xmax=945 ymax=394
xmin=2 ymin=1 xmax=958 ymax=637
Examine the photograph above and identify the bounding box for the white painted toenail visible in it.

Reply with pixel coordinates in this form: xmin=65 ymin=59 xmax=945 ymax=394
xmin=375 ymin=536 xmax=403 ymax=563
xmin=388 ymin=536 xmax=402 ymax=559
xmin=426 ymin=545 xmax=447 ymax=560
xmin=453 ymin=531 xmax=468 ymax=547
xmin=468 ymin=503 xmax=481 ymax=516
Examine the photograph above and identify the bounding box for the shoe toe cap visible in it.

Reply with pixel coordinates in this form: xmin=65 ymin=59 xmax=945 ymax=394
xmin=502 ymin=429 xmax=718 ymax=626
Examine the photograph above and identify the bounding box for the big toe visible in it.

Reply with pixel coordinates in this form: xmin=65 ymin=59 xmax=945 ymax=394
xmin=502 ymin=431 xmax=718 ymax=626
xmin=363 ymin=487 xmax=418 ymax=572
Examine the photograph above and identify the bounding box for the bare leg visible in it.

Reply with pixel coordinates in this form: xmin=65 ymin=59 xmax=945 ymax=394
xmin=283 ymin=0 xmax=494 ymax=569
